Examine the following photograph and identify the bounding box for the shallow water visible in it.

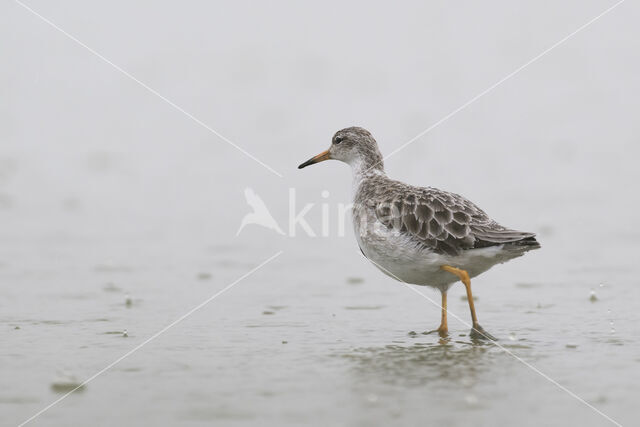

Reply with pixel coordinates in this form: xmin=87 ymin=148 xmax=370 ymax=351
xmin=2 ymin=1 xmax=640 ymax=426
xmin=2 ymin=229 xmax=639 ymax=426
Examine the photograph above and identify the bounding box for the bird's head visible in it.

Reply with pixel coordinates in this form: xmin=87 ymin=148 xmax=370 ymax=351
xmin=298 ymin=127 xmax=384 ymax=172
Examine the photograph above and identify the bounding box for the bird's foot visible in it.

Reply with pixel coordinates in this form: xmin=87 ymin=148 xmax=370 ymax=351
xmin=422 ymin=325 xmax=449 ymax=339
xmin=470 ymin=324 xmax=496 ymax=341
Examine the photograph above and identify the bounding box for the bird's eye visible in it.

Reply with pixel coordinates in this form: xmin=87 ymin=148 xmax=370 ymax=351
xmin=334 ymin=137 xmax=343 ymax=144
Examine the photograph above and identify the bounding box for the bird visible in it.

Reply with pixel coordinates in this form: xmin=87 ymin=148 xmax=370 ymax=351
xmin=298 ymin=127 xmax=539 ymax=340
xmin=236 ymin=187 xmax=285 ymax=236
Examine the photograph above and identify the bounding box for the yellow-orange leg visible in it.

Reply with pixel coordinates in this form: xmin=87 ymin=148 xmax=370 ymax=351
xmin=440 ymin=265 xmax=495 ymax=340
xmin=435 ymin=291 xmax=448 ymax=337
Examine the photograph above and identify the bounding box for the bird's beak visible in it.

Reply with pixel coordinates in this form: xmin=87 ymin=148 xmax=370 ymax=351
xmin=298 ymin=149 xmax=331 ymax=169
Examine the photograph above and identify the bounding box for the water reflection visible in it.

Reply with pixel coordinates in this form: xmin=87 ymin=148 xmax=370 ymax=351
xmin=338 ymin=340 xmax=522 ymax=389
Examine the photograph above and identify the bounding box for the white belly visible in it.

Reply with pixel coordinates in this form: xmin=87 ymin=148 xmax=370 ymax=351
xmin=354 ymin=217 xmax=510 ymax=291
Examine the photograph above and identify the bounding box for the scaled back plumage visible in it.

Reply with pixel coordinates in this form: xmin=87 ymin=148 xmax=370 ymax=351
xmin=355 ymin=175 xmax=538 ymax=256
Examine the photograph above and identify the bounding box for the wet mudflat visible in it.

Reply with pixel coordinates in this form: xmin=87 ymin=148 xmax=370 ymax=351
xmin=1 ymin=222 xmax=638 ymax=426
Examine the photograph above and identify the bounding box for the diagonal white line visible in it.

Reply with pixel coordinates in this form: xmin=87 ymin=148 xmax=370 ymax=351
xmin=18 ymin=251 xmax=284 ymax=427
xmin=359 ymin=252 xmax=622 ymax=427
xmin=13 ymin=0 xmax=283 ymax=178
xmin=373 ymin=0 xmax=626 ymax=171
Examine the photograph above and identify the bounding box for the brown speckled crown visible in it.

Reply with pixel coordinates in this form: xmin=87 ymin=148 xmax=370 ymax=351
xmin=332 ymin=127 xmax=385 ymax=172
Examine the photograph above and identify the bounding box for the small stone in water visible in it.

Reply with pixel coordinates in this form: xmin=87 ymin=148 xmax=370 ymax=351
xmin=50 ymin=374 xmax=85 ymax=394
xmin=281 ymin=340 xmax=288 ymax=344
xmin=589 ymin=290 xmax=598 ymax=302
xmin=123 ymin=329 xmax=128 ymax=337
xmin=262 ymin=311 xmax=275 ymax=315
xmin=197 ymin=272 xmax=212 ymax=280
xmin=125 ymin=294 xmax=132 ymax=307
xmin=566 ymin=343 xmax=578 ymax=349
xmin=408 ymin=331 xmax=417 ymax=337
xmin=51 ymin=381 xmax=85 ymax=393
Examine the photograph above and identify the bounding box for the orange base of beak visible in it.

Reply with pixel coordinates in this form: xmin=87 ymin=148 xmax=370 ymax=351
xmin=298 ymin=150 xmax=331 ymax=169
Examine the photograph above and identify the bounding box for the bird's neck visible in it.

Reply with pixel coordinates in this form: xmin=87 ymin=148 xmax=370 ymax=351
xmin=349 ymin=156 xmax=386 ymax=195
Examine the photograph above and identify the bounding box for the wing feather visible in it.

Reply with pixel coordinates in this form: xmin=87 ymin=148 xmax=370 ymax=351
xmin=373 ymin=186 xmax=536 ymax=255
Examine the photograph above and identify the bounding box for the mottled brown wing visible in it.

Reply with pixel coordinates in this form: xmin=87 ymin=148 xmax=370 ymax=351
xmin=374 ymin=188 xmax=535 ymax=255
